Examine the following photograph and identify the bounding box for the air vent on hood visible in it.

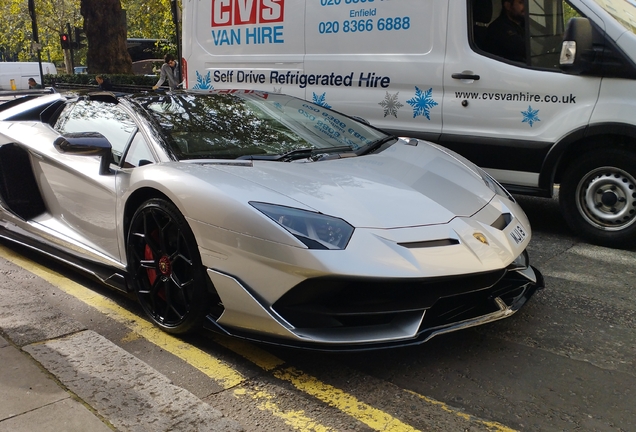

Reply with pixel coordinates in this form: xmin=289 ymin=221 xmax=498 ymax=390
xmin=398 ymin=239 xmax=460 ymax=249
xmin=491 ymin=213 xmax=513 ymax=231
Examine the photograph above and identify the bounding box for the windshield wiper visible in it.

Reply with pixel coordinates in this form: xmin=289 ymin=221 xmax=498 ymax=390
xmin=357 ymin=135 xmax=399 ymax=156
xmin=276 ymin=147 xmax=316 ymax=161
xmin=236 ymin=148 xmax=313 ymax=161
xmin=237 ymin=146 xmax=354 ymax=162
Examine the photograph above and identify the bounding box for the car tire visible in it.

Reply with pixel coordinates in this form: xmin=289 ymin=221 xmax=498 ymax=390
xmin=559 ymin=148 xmax=636 ymax=248
xmin=127 ymin=198 xmax=211 ymax=334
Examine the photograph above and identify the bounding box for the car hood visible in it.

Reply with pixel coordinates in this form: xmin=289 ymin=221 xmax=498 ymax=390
xmin=207 ymin=141 xmax=495 ymax=228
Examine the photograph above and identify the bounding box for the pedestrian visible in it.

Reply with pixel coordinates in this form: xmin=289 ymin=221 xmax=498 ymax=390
xmin=152 ymin=54 xmax=180 ymax=91
xmin=95 ymin=75 xmax=113 ymax=91
xmin=28 ymin=78 xmax=43 ymax=89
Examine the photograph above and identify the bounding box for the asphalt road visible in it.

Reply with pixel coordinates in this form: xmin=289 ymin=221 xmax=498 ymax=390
xmin=0 ymin=194 xmax=634 ymax=431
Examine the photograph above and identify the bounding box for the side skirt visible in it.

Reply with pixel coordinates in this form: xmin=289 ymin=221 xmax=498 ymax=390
xmin=0 ymin=226 xmax=130 ymax=294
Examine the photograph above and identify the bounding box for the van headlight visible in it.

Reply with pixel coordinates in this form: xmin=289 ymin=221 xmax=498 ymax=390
xmin=250 ymin=202 xmax=354 ymax=250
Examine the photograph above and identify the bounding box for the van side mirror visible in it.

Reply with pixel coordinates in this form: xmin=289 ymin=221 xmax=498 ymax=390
xmin=54 ymin=132 xmax=113 ymax=175
xmin=559 ymin=18 xmax=595 ymax=75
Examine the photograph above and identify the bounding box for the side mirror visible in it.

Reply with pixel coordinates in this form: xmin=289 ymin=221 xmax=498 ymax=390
xmin=559 ymin=17 xmax=594 ymax=75
xmin=54 ymin=132 xmax=113 ymax=175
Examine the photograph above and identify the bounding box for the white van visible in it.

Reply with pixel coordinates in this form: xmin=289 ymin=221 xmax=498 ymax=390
xmin=182 ymin=0 xmax=636 ymax=248
xmin=0 ymin=62 xmax=57 ymax=90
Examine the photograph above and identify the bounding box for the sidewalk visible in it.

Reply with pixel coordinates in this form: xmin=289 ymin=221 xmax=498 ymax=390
xmin=0 ymin=255 xmax=244 ymax=432
xmin=0 ymin=334 xmax=112 ymax=432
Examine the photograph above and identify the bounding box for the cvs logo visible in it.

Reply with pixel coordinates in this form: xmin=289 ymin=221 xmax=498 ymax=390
xmin=212 ymin=0 xmax=285 ymax=27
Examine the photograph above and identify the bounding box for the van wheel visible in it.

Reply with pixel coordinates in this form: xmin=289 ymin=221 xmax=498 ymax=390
xmin=559 ymin=148 xmax=636 ymax=248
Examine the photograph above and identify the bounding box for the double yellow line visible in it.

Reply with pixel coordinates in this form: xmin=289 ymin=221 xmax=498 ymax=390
xmin=1 ymin=243 xmax=516 ymax=432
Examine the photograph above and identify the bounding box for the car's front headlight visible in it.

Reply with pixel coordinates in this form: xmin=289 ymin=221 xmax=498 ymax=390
xmin=475 ymin=166 xmax=515 ymax=202
xmin=250 ymin=202 xmax=354 ymax=250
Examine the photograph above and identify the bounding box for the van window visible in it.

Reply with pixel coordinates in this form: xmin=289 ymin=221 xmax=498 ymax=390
xmin=471 ymin=0 xmax=582 ymax=69
xmin=471 ymin=0 xmax=495 ymax=51
xmin=528 ymin=0 xmax=581 ymax=69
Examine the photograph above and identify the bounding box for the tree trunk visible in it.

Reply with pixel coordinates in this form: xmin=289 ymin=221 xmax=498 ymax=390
xmin=80 ymin=0 xmax=133 ymax=74
xmin=62 ymin=50 xmax=72 ymax=74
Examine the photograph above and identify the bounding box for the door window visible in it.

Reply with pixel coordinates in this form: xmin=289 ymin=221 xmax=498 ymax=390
xmin=54 ymin=100 xmax=137 ymax=165
xmin=470 ymin=0 xmax=582 ymax=69
xmin=528 ymin=0 xmax=581 ymax=69
xmin=122 ymin=132 xmax=155 ymax=168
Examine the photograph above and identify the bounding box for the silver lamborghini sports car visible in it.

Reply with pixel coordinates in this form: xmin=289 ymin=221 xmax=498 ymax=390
xmin=0 ymin=90 xmax=543 ymax=350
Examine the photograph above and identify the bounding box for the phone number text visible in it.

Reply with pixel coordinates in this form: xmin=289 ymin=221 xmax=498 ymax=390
xmin=318 ymin=17 xmax=411 ymax=34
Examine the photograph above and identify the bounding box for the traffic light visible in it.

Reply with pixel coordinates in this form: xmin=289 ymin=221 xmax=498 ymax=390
xmin=60 ymin=33 xmax=70 ymax=50
xmin=72 ymin=27 xmax=86 ymax=50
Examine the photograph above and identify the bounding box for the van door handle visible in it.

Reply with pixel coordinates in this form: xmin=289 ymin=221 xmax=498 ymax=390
xmin=451 ymin=73 xmax=480 ymax=80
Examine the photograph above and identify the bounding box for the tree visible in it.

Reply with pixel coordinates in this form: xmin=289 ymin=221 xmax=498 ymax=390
xmin=1 ymin=0 xmax=178 ymax=73
xmin=37 ymin=0 xmax=83 ymax=73
xmin=0 ymin=0 xmax=39 ymax=62
xmin=80 ymin=0 xmax=133 ymax=73
xmin=0 ymin=0 xmax=82 ymax=70
xmin=124 ymin=0 xmax=175 ymax=40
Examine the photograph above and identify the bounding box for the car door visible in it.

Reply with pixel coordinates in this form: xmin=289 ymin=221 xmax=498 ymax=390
xmin=33 ymin=99 xmax=139 ymax=263
xmin=440 ymin=0 xmax=602 ymax=190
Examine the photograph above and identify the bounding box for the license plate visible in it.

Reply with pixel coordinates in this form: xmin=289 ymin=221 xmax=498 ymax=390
xmin=509 ymin=224 xmax=527 ymax=245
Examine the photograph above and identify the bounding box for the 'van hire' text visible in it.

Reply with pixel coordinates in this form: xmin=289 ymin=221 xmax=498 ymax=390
xmin=211 ymin=26 xmax=284 ymax=45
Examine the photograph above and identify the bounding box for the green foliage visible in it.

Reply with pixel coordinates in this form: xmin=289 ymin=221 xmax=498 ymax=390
xmin=1 ymin=0 xmax=179 ymax=69
xmin=564 ymin=4 xmax=581 ymax=22
xmin=0 ymin=1 xmax=33 ymax=61
xmin=123 ymin=0 xmax=179 ymax=55
xmin=123 ymin=0 xmax=176 ymax=40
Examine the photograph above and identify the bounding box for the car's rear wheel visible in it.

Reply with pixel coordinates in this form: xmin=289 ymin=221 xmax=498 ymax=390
xmin=127 ymin=198 xmax=211 ymax=334
xmin=559 ymin=148 xmax=636 ymax=248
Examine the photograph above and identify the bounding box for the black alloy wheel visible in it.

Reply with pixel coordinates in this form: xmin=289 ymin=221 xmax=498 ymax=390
xmin=127 ymin=198 xmax=211 ymax=334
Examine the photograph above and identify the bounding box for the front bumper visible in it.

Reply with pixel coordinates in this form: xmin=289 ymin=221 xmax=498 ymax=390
xmin=203 ymin=261 xmax=544 ymax=351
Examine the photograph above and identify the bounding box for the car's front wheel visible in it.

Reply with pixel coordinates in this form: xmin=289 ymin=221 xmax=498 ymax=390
xmin=127 ymin=198 xmax=211 ymax=334
xmin=559 ymin=148 xmax=636 ymax=248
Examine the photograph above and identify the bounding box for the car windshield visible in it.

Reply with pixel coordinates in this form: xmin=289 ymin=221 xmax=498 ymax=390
xmin=136 ymin=91 xmax=390 ymax=161
xmin=593 ymin=0 xmax=636 ymax=34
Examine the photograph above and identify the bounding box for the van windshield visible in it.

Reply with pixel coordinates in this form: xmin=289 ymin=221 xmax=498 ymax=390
xmin=593 ymin=0 xmax=636 ymax=34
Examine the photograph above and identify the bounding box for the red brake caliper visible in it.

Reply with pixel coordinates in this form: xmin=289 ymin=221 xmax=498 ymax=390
xmin=144 ymin=232 xmax=171 ymax=301
xmin=144 ymin=244 xmax=158 ymax=285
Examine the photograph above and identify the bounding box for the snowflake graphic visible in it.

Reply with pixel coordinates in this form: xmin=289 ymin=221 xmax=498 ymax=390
xmin=406 ymin=87 xmax=438 ymax=120
xmin=192 ymin=71 xmax=214 ymax=90
xmin=379 ymin=92 xmax=403 ymax=118
xmin=273 ymin=101 xmax=284 ymax=111
xmin=312 ymin=92 xmax=331 ymax=109
xmin=272 ymin=87 xmax=282 ymax=94
xmin=521 ymin=106 xmax=540 ymax=127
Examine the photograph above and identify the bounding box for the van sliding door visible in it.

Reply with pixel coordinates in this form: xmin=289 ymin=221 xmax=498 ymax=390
xmin=303 ymin=0 xmax=446 ymax=139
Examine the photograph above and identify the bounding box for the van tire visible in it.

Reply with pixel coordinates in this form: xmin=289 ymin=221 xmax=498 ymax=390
xmin=559 ymin=148 xmax=636 ymax=248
